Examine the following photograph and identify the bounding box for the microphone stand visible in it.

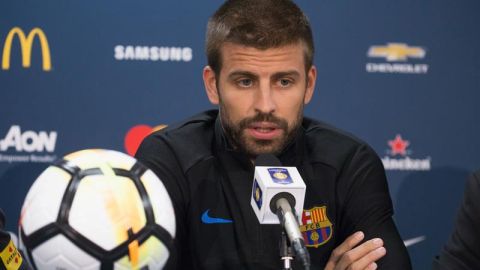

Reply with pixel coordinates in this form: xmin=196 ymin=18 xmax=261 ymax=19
xmin=279 ymin=229 xmax=294 ymax=270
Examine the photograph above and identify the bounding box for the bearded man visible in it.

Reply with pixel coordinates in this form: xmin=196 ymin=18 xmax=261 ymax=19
xmin=136 ymin=0 xmax=411 ymax=269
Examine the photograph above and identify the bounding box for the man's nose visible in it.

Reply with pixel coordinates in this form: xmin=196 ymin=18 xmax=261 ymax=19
xmin=253 ymin=83 xmax=276 ymax=114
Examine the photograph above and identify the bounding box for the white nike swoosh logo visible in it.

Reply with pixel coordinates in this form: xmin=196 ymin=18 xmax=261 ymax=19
xmin=403 ymin=235 xmax=426 ymax=247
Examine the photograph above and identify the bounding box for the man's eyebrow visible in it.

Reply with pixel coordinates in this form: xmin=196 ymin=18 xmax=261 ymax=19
xmin=227 ymin=70 xmax=301 ymax=80
xmin=227 ymin=70 xmax=258 ymax=79
xmin=272 ymin=70 xmax=301 ymax=80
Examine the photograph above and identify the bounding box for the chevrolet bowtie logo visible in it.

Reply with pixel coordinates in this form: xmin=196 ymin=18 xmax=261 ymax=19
xmin=367 ymin=43 xmax=425 ymax=62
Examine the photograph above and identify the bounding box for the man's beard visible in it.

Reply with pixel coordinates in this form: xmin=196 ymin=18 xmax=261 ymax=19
xmin=219 ymin=102 xmax=303 ymax=158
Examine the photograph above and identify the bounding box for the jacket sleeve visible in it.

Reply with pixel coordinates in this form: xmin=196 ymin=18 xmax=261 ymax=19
xmin=433 ymin=170 xmax=480 ymax=270
xmin=336 ymin=143 xmax=412 ymax=269
xmin=135 ymin=133 xmax=192 ymax=270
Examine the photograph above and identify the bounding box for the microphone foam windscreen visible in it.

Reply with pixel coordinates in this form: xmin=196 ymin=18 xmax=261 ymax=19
xmin=255 ymin=154 xmax=282 ymax=166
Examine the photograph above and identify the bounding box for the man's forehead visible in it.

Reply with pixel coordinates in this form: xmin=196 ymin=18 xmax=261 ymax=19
xmin=219 ymin=42 xmax=308 ymax=74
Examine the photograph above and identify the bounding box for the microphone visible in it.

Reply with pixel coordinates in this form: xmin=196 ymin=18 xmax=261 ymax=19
xmin=250 ymin=154 xmax=310 ymax=269
xmin=0 ymin=209 xmax=5 ymax=229
xmin=0 ymin=208 xmax=28 ymax=270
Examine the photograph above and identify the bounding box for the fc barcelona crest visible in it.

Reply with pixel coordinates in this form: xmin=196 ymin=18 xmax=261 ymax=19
xmin=300 ymin=206 xmax=333 ymax=247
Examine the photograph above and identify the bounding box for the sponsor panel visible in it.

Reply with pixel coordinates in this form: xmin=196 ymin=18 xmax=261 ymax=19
xmin=382 ymin=134 xmax=431 ymax=171
xmin=124 ymin=124 xmax=167 ymax=156
xmin=2 ymin=27 xmax=52 ymax=71
xmin=114 ymin=45 xmax=193 ymax=62
xmin=366 ymin=43 xmax=428 ymax=74
xmin=0 ymin=125 xmax=57 ymax=163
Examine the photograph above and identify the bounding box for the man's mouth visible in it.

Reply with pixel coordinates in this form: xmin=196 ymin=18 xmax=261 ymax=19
xmin=247 ymin=122 xmax=282 ymax=140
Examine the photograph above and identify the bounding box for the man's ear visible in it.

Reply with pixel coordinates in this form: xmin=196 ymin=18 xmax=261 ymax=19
xmin=304 ymin=65 xmax=317 ymax=104
xmin=203 ymin=66 xmax=219 ymax=105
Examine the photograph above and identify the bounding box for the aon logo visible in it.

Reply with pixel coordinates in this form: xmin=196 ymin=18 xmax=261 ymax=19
xmin=0 ymin=125 xmax=57 ymax=153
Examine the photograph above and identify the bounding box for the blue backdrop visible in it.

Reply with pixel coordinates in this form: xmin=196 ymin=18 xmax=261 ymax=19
xmin=1 ymin=0 xmax=479 ymax=269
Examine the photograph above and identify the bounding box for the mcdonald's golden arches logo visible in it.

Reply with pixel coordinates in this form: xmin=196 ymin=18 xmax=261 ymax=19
xmin=2 ymin=27 xmax=52 ymax=71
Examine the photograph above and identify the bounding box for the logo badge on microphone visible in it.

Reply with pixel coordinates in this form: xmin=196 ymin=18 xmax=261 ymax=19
xmin=252 ymin=179 xmax=263 ymax=209
xmin=268 ymin=168 xmax=293 ymax=184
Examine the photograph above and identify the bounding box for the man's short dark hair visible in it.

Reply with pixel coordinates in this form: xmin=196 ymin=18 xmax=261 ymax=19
xmin=206 ymin=0 xmax=314 ymax=75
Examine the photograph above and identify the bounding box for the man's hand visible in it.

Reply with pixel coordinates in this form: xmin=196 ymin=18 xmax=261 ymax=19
xmin=325 ymin=231 xmax=386 ymax=270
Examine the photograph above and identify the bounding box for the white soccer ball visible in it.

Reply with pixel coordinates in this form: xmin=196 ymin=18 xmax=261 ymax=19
xmin=18 ymin=149 xmax=176 ymax=270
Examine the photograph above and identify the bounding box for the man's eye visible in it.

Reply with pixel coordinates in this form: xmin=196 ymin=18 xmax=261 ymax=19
xmin=279 ymin=79 xmax=292 ymax=87
xmin=238 ymin=79 xmax=253 ymax=87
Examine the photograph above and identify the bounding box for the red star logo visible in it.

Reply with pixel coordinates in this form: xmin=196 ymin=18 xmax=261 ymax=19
xmin=388 ymin=134 xmax=410 ymax=156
